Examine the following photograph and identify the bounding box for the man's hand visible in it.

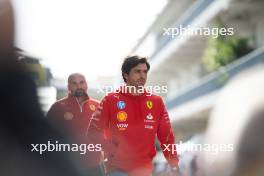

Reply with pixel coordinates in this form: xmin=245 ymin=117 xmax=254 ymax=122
xmin=170 ymin=166 xmax=180 ymax=176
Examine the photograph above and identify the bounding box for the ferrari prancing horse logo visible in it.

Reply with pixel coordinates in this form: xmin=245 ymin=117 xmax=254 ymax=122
xmin=89 ymin=104 xmax=96 ymax=111
xmin=146 ymin=100 xmax=153 ymax=109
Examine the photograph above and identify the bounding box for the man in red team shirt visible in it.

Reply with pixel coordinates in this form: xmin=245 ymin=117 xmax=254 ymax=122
xmin=88 ymin=56 xmax=180 ymax=176
xmin=47 ymin=73 xmax=104 ymax=176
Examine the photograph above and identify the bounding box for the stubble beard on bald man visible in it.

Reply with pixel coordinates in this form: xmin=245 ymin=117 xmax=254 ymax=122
xmin=73 ymin=89 xmax=87 ymax=97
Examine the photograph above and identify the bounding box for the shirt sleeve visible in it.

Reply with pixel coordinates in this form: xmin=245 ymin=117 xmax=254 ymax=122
xmin=86 ymin=96 xmax=111 ymax=153
xmin=46 ymin=103 xmax=58 ymax=119
xmin=46 ymin=103 xmax=69 ymax=133
xmin=157 ymin=98 xmax=179 ymax=167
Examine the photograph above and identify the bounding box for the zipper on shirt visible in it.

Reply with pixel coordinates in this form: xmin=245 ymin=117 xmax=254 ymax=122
xmin=138 ymin=98 xmax=143 ymax=120
xmin=133 ymin=97 xmax=143 ymax=121
xmin=75 ymin=97 xmax=89 ymax=113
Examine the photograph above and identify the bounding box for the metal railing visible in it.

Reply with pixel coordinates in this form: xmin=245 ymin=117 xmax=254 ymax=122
xmin=166 ymin=47 xmax=264 ymax=110
xmin=151 ymin=0 xmax=216 ymax=61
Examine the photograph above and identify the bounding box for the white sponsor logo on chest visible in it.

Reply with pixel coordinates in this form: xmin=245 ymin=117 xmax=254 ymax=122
xmin=144 ymin=113 xmax=155 ymax=123
xmin=117 ymin=123 xmax=128 ymax=131
xmin=145 ymin=125 xmax=154 ymax=129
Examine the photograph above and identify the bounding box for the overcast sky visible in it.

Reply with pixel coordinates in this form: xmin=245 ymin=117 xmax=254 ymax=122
xmin=12 ymin=0 xmax=166 ymax=81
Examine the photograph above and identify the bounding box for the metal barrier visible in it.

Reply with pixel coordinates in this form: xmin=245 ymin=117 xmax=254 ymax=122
xmin=166 ymin=47 xmax=264 ymax=110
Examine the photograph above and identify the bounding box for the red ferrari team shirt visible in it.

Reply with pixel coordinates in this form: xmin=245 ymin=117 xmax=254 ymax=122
xmin=47 ymin=94 xmax=100 ymax=167
xmin=47 ymin=94 xmax=99 ymax=137
xmin=88 ymin=88 xmax=179 ymax=174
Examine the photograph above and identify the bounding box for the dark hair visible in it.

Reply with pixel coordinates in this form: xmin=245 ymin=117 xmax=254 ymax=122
xmin=121 ymin=55 xmax=150 ymax=82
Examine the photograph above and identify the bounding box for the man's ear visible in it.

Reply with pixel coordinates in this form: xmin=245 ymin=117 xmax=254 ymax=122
xmin=124 ymin=73 xmax=129 ymax=82
xmin=67 ymin=84 xmax=71 ymax=92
